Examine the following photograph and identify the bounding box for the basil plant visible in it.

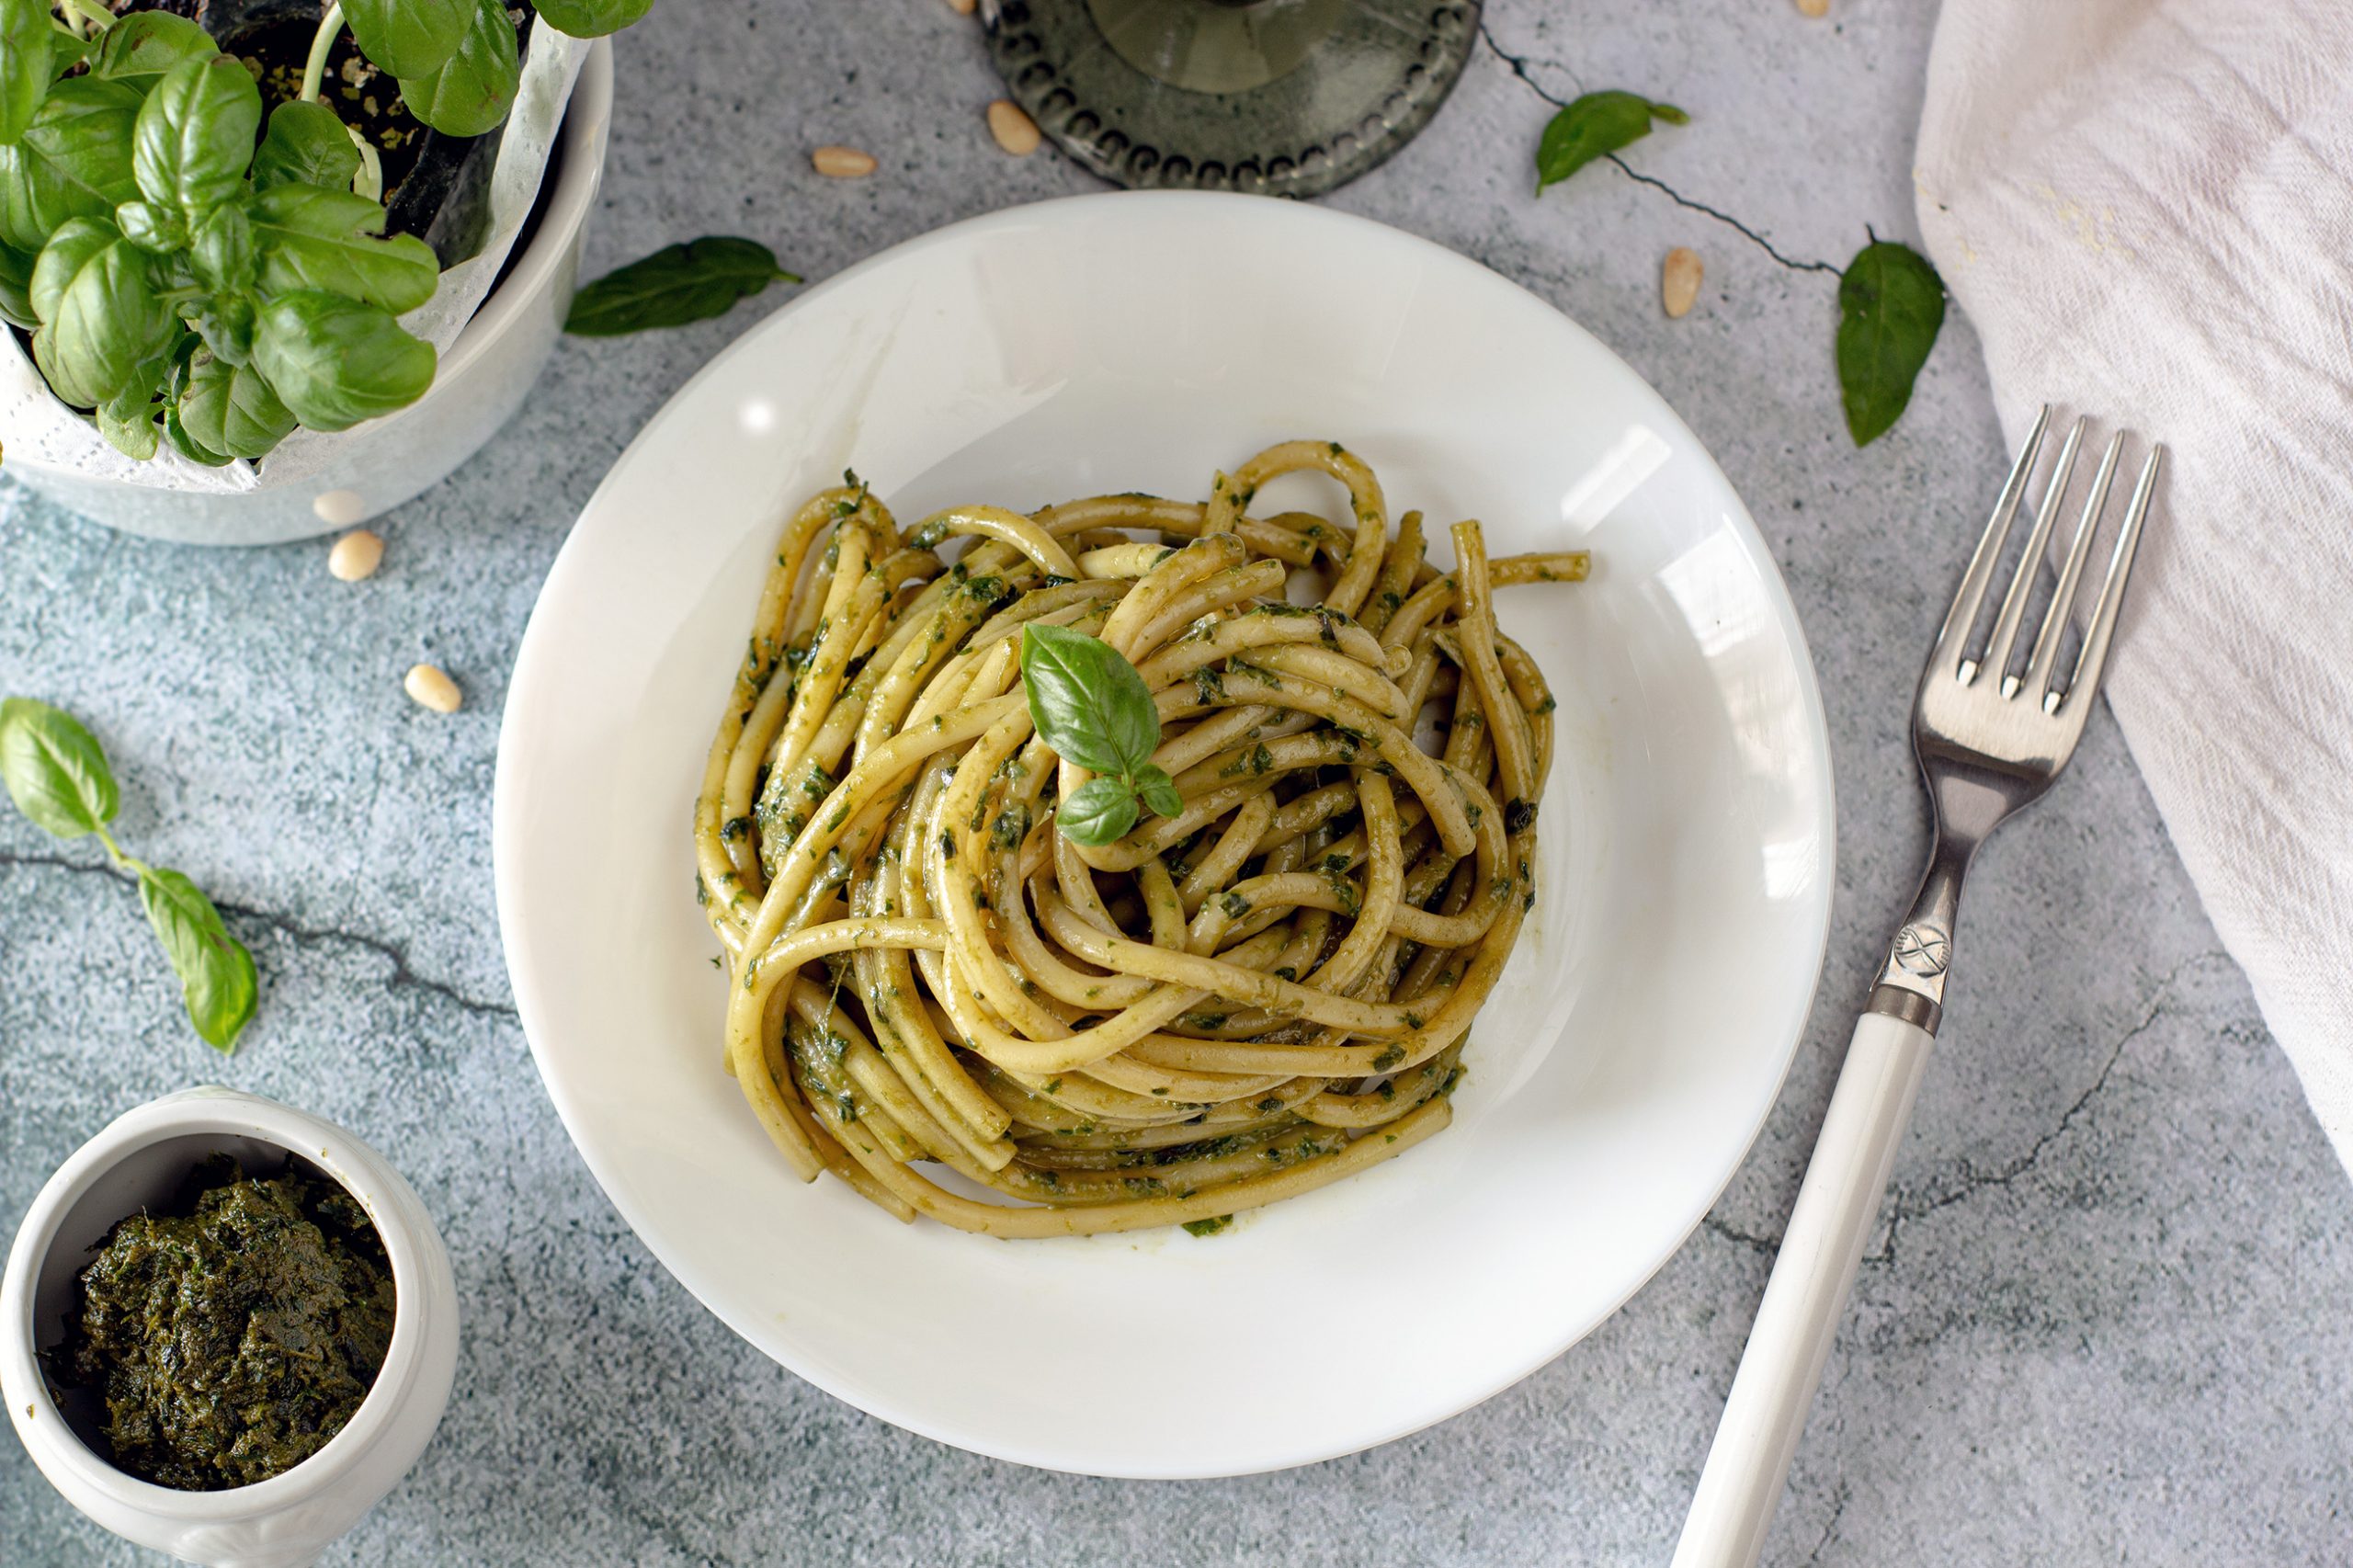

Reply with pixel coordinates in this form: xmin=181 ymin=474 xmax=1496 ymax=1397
xmin=0 ymin=0 xmax=654 ymax=463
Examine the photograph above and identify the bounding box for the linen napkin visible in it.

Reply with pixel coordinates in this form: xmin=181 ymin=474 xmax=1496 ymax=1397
xmin=1914 ymin=0 xmax=2353 ymax=1176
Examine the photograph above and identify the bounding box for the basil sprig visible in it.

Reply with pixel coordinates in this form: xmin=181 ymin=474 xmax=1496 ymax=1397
xmin=1534 ymin=89 xmax=1687 ymax=195
xmin=1019 ymin=623 xmax=1184 ymax=847
xmin=563 ymin=236 xmax=800 ymax=337
xmin=1835 ymin=238 xmax=1946 ymax=447
xmin=0 ymin=698 xmax=257 ymax=1051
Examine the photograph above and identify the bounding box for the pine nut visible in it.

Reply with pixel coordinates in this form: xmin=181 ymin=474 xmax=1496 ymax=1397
xmin=1662 ymin=246 xmax=1703 ymax=319
xmin=812 ymin=145 xmax=877 ymax=178
xmin=327 ymin=529 xmax=384 ymax=582
xmin=1795 ymin=0 xmax=1828 ymax=16
xmin=404 ymin=664 xmax=461 ymax=713
xmin=987 ymin=99 xmax=1040 ymax=157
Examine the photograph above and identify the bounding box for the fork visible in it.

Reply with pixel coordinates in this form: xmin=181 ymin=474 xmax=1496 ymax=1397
xmin=1670 ymin=407 xmax=2165 ymax=1568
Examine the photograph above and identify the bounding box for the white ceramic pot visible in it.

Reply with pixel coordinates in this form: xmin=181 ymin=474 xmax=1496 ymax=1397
xmin=0 ymin=42 xmax=613 ymax=546
xmin=2 ymin=1087 xmax=460 ymax=1568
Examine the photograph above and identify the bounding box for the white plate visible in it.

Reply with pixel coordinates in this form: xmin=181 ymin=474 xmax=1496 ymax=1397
xmin=494 ymin=192 xmax=1834 ymax=1479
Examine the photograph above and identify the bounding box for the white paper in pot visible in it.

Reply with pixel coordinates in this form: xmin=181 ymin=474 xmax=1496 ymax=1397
xmin=0 ymin=26 xmax=590 ymax=494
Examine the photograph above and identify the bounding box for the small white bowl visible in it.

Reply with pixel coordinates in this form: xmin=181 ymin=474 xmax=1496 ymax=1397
xmin=2 ymin=1088 xmax=459 ymax=1568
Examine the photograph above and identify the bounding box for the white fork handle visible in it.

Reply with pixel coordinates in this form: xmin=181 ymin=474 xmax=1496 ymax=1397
xmin=1671 ymin=1012 xmax=1934 ymax=1568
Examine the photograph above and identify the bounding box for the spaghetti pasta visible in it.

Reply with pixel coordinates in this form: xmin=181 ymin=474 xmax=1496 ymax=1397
xmin=693 ymin=440 xmax=1587 ymax=1236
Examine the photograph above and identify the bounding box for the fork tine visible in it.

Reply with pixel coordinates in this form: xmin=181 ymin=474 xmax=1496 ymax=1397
xmin=2045 ymin=443 xmax=2163 ymax=715
xmin=1984 ymin=416 xmax=2085 ymax=694
xmin=2021 ymin=430 xmax=2123 ymax=704
xmin=1937 ymin=404 xmax=2051 ymax=679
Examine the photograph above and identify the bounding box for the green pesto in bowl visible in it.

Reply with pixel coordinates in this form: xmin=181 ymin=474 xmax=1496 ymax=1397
xmin=49 ymin=1158 xmax=397 ymax=1491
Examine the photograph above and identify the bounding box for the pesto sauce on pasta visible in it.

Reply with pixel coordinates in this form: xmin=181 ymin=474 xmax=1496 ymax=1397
xmin=694 ymin=441 xmax=1586 ymax=1237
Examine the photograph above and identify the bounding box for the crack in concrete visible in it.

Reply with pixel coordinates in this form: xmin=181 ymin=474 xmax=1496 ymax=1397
xmin=1478 ymin=21 xmax=1841 ymax=277
xmin=1701 ymin=951 xmax=2221 ymax=1264
xmin=1603 ymin=158 xmax=1842 ymax=275
xmin=1477 ymin=18 xmax=1575 ymax=108
xmin=1701 ymin=1213 xmax=1781 ymax=1258
xmin=1802 ymin=1482 xmax=1851 ymax=1567
xmin=0 ymin=845 xmax=519 ymax=1021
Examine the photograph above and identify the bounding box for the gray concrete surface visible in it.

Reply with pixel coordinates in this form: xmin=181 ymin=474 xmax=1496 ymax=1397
xmin=5 ymin=2 xmax=2347 ymax=1563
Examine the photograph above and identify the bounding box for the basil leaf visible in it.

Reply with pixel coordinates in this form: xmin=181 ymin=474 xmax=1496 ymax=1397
xmin=189 ymin=199 xmax=255 ymax=292
xmin=0 ymin=76 xmax=143 ymax=252
xmin=1836 ymin=239 xmax=1945 ymax=447
xmin=1020 ymin=621 xmax=1161 ymax=778
xmin=114 ymin=199 xmax=186 ymax=255
xmin=252 ymin=99 xmax=361 ymax=194
xmin=26 ymin=210 xmax=108 ymax=320
xmin=162 ymin=393 xmax=235 ymax=466
xmin=188 ymin=291 xmax=256 ymax=367
xmin=133 ymin=55 xmax=264 ymax=218
xmin=343 ymin=0 xmax=471 ymax=81
xmin=1134 ymin=763 xmax=1183 ymax=821
xmin=178 ymin=347 xmax=296 ymax=460
xmin=395 ymin=0 xmax=517 ymax=140
xmin=0 ymin=235 xmax=32 ymax=327
xmin=0 ymin=696 xmax=119 ymax=838
xmin=1535 ymin=90 xmax=1688 ymax=195
xmin=251 ymin=289 xmax=435 ymax=431
xmin=1057 ymin=777 xmax=1139 ymax=847
xmin=0 ymin=0 xmax=50 ymax=146
xmin=252 ymin=183 xmax=438 ymax=313
xmin=44 ymin=27 xmax=85 ymax=75
xmin=563 ymin=236 xmax=798 ymax=336
xmin=90 ymin=11 xmax=219 ymax=92
xmin=534 ymin=0 xmax=654 ymax=39
xmin=97 ymin=380 xmax=162 ymax=460
xmin=31 ymin=221 xmax=176 ymax=408
xmin=137 ymin=865 xmax=257 ymax=1051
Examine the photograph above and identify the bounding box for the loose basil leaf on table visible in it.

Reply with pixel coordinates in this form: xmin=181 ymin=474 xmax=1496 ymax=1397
xmin=534 ymin=0 xmax=655 ymax=38
xmin=252 ymin=183 xmax=438 ymax=312
xmin=0 ymin=697 xmax=119 ymax=838
xmin=1534 ymin=89 xmax=1688 ymax=194
xmin=343 ymin=0 xmax=472 ymax=81
xmin=32 ymin=221 xmax=177 ymax=408
xmin=138 ymin=865 xmax=259 ymax=1052
xmin=0 ymin=0 xmax=51 ymax=146
xmin=90 ymin=11 xmax=219 ymax=92
xmin=396 ymin=0 xmax=519 ymax=140
xmin=1057 ymin=776 xmax=1141 ymax=847
xmin=1835 ymin=239 xmax=1946 ymax=447
xmin=563 ymin=235 xmax=799 ymax=336
xmin=178 ymin=348 xmax=298 ymax=460
xmin=251 ymin=289 xmax=435 ymax=431
xmin=252 ymin=99 xmax=363 ymax=194
xmin=132 ymin=55 xmax=264 ymax=219
xmin=0 ymin=75 xmax=144 ymax=252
